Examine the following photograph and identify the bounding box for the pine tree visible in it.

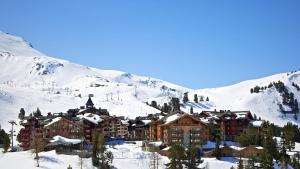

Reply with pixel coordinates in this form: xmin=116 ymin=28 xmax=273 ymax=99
xmin=253 ymin=86 xmax=260 ymax=93
xmin=283 ymin=123 xmax=295 ymax=151
xmin=265 ymin=128 xmax=280 ymax=161
xmin=183 ymin=92 xmax=189 ymax=103
xmin=253 ymin=114 xmax=257 ymax=120
xmin=190 ymin=107 xmax=194 ymax=114
xmin=260 ymin=149 xmax=274 ymax=169
xmin=0 ymin=129 xmax=10 ymax=152
xmin=237 ymin=157 xmax=243 ymax=169
xmin=279 ymin=132 xmax=289 ymax=168
xmin=245 ymin=155 xmax=255 ymax=169
xmin=166 ymin=144 xmax=185 ymax=169
xmin=170 ymin=97 xmax=180 ymax=112
xmin=213 ymin=136 xmax=221 ymax=160
xmin=194 ymin=94 xmax=198 ymax=103
xmin=18 ymin=108 xmax=25 ymax=120
xmin=206 ymin=97 xmax=209 ymax=102
xmin=151 ymin=101 xmax=158 ymax=109
xmin=250 ymin=88 xmax=254 ymax=93
xmin=92 ymin=131 xmax=113 ymax=169
xmin=162 ymin=103 xmax=171 ymax=113
xmin=199 ymin=96 xmax=204 ymax=102
xmin=34 ymin=108 xmax=42 ymax=117
xmin=184 ymin=144 xmax=202 ymax=169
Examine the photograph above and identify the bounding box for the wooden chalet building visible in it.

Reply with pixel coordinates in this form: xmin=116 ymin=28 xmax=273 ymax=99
xmin=128 ymin=117 xmax=152 ymax=141
xmin=81 ymin=113 xmax=129 ymax=143
xmin=204 ymin=145 xmax=264 ymax=158
xmin=197 ymin=110 xmax=266 ymax=141
xmin=150 ymin=112 xmax=209 ymax=146
xmin=44 ymin=117 xmax=83 ymax=140
xmin=19 ymin=117 xmax=44 ymax=150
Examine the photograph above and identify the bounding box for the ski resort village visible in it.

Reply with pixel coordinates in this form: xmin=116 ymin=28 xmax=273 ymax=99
xmin=1 ymin=91 xmax=300 ymax=169
xmin=1 ymin=1 xmax=300 ymax=168
xmin=0 ymin=30 xmax=300 ymax=169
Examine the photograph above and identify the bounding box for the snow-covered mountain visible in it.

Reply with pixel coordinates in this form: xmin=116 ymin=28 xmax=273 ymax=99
xmin=0 ymin=31 xmax=299 ymax=130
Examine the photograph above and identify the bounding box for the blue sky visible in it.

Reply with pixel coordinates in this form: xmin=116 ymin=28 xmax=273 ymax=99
xmin=0 ymin=1 xmax=300 ymax=88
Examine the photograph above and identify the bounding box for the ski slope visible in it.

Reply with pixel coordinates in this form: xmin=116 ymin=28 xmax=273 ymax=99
xmin=0 ymin=31 xmax=299 ymax=132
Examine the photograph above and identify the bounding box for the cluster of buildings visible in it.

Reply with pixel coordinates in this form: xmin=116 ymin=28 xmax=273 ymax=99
xmin=19 ymin=97 xmax=267 ymax=158
xmin=20 ymin=97 xmax=129 ymax=150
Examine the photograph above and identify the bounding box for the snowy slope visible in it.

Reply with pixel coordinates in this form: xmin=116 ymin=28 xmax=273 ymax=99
xmin=0 ymin=142 xmax=244 ymax=169
xmin=190 ymin=71 xmax=300 ymax=126
xmin=0 ymin=31 xmax=299 ymax=131
xmin=0 ymin=31 xmax=189 ymax=131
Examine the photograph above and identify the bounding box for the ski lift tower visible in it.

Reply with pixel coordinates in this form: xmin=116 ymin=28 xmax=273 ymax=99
xmin=8 ymin=120 xmax=17 ymax=151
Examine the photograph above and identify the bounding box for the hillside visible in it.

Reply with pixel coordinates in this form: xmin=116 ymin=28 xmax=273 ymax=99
xmin=0 ymin=31 xmax=299 ymax=131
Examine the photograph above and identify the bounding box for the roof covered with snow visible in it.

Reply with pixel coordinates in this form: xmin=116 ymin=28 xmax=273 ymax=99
xmin=45 ymin=117 xmax=62 ymax=127
xmin=77 ymin=113 xmax=103 ymax=125
xmin=250 ymin=120 xmax=264 ymax=127
xmin=49 ymin=135 xmax=82 ymax=145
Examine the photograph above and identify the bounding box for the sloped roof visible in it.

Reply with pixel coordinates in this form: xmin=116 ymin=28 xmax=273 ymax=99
xmin=86 ymin=97 xmax=94 ymax=107
xmin=160 ymin=113 xmax=206 ymax=126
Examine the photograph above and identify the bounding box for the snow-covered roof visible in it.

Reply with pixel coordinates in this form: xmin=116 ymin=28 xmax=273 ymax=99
xmin=121 ymin=120 xmax=129 ymax=125
xmin=235 ymin=112 xmax=249 ymax=119
xmin=162 ymin=146 xmax=170 ymax=151
xmin=164 ymin=114 xmax=183 ymax=125
xmin=50 ymin=135 xmax=82 ymax=145
xmin=142 ymin=120 xmax=152 ymax=125
xmin=250 ymin=120 xmax=264 ymax=127
xmin=148 ymin=141 xmax=163 ymax=147
xmin=77 ymin=113 xmax=103 ymax=125
xmin=45 ymin=117 xmax=62 ymax=127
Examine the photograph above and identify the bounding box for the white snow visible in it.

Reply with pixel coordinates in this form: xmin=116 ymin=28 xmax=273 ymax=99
xmin=0 ymin=31 xmax=299 ymax=133
xmin=250 ymin=120 xmax=264 ymax=127
xmin=77 ymin=113 xmax=103 ymax=125
xmin=45 ymin=117 xmax=62 ymax=127
xmin=164 ymin=114 xmax=183 ymax=125
xmin=50 ymin=136 xmax=82 ymax=145
xmin=0 ymin=141 xmax=170 ymax=169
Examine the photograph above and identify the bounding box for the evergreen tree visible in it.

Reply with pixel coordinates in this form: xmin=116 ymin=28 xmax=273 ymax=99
xmin=245 ymin=155 xmax=255 ymax=169
xmin=183 ymin=92 xmax=189 ymax=103
xmin=260 ymin=149 xmax=274 ymax=169
xmin=170 ymin=97 xmax=180 ymax=112
xmin=166 ymin=143 xmax=185 ymax=169
xmin=250 ymin=88 xmax=254 ymax=93
xmin=162 ymin=103 xmax=171 ymax=113
xmin=294 ymin=99 xmax=299 ymax=114
xmin=260 ymin=132 xmax=277 ymax=169
xmin=18 ymin=108 xmax=25 ymax=120
xmin=264 ymin=127 xmax=280 ymax=161
xmin=0 ymin=129 xmax=10 ymax=152
xmin=279 ymin=133 xmax=290 ymax=167
xmin=283 ymin=123 xmax=296 ymax=151
xmin=237 ymin=157 xmax=243 ymax=169
xmin=34 ymin=108 xmax=42 ymax=117
xmin=193 ymin=94 xmax=198 ymax=103
xmin=190 ymin=107 xmax=194 ymax=114
xmin=253 ymin=86 xmax=260 ymax=93
xmin=206 ymin=97 xmax=209 ymax=102
xmin=213 ymin=136 xmax=221 ymax=160
xmin=184 ymin=144 xmax=202 ymax=169
xmin=92 ymin=131 xmax=113 ymax=169
xmin=253 ymin=114 xmax=257 ymax=120
xmin=199 ymin=96 xmax=204 ymax=102
xmin=150 ymin=101 xmax=158 ymax=109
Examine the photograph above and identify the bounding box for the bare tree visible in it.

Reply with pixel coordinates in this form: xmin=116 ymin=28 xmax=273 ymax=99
xmin=31 ymin=130 xmax=45 ymax=167
xmin=149 ymin=152 xmax=160 ymax=169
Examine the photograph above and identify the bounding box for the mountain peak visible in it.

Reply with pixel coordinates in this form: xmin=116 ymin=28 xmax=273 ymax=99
xmin=0 ymin=31 xmax=43 ymax=58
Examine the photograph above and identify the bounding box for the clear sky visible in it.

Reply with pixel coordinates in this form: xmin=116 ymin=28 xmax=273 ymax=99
xmin=0 ymin=0 xmax=300 ymax=89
